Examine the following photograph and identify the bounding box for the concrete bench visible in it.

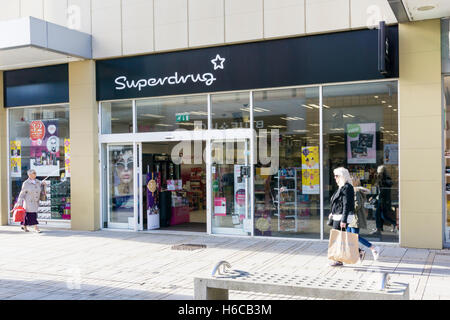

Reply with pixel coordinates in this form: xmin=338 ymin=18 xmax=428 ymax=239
xmin=194 ymin=271 xmax=409 ymax=300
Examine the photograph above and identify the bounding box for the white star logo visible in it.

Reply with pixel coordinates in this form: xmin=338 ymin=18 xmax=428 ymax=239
xmin=211 ymin=54 xmax=226 ymax=70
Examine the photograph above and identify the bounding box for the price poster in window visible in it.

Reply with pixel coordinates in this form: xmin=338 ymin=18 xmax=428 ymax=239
xmin=234 ymin=165 xmax=247 ymax=219
xmin=302 ymin=169 xmax=320 ymax=194
xmin=301 ymin=146 xmax=319 ymax=194
xmin=30 ymin=120 xmax=60 ymax=177
xmin=10 ymin=141 xmax=21 ymax=178
xmin=214 ymin=197 xmax=227 ymax=216
xmin=64 ymin=139 xmax=71 ymax=177
xmin=347 ymin=123 xmax=376 ymax=164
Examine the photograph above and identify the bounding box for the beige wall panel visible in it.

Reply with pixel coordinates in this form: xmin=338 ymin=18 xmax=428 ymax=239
xmin=44 ymin=0 xmax=68 ymax=27
xmin=399 ymin=51 xmax=441 ymax=86
xmin=21 ymin=0 xmax=44 ymax=19
xmin=399 ymin=20 xmax=443 ymax=249
xmin=400 ymin=115 xmax=441 ymax=149
xmin=400 ymin=83 xmax=442 ymax=117
xmin=68 ymin=84 xmax=96 ymax=107
xmin=401 ymin=181 xmax=443 ymax=213
xmin=154 ymin=0 xmax=188 ymax=51
xmin=122 ymin=0 xmax=154 ymax=55
xmin=92 ymin=0 xmax=122 ymax=58
xmin=68 ymin=0 xmax=92 ymax=34
xmin=0 ymin=0 xmax=20 ymax=21
xmin=0 ymin=72 xmax=7 ymax=226
xmin=70 ymin=110 xmax=97 ymax=136
xmin=400 ymin=212 xmax=443 ymax=249
xmin=401 ymin=148 xmax=442 ymax=183
xmin=69 ymin=61 xmax=99 ymax=231
xmin=69 ymin=61 xmax=95 ymax=85
xmin=399 ymin=20 xmax=441 ymax=55
xmin=70 ymin=156 xmax=98 ymax=230
xmin=188 ymin=0 xmax=224 ymax=47
xmin=305 ymin=0 xmax=349 ymax=34
xmin=350 ymin=0 xmax=397 ymax=29
xmin=264 ymin=0 xmax=305 ymax=38
xmin=225 ymin=0 xmax=263 ymax=43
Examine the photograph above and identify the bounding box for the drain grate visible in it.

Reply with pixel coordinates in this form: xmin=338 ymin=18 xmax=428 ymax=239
xmin=171 ymin=243 xmax=207 ymax=251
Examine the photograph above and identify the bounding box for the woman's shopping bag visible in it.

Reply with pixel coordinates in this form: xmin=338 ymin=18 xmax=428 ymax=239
xmin=327 ymin=229 xmax=360 ymax=264
xmin=13 ymin=206 xmax=26 ymax=223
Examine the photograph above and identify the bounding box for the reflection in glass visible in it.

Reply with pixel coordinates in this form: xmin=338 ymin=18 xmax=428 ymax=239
xmin=445 ymin=76 xmax=450 ymax=244
xmin=323 ymin=81 xmax=399 ymax=243
xmin=108 ymin=145 xmax=135 ymax=226
xmin=211 ymin=139 xmax=250 ymax=235
xmin=211 ymin=92 xmax=250 ymax=129
xmin=137 ymin=95 xmax=207 ymax=132
xmin=253 ymin=87 xmax=320 ymax=239
xmin=101 ymin=101 xmax=133 ymax=134
xmin=9 ymin=105 xmax=71 ymax=221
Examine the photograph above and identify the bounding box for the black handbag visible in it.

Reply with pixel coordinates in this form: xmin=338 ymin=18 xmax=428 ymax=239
xmin=327 ymin=214 xmax=333 ymax=226
xmin=40 ymin=183 xmax=47 ymax=201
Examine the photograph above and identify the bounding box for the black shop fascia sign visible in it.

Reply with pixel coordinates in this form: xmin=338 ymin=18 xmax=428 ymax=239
xmin=96 ymin=26 xmax=398 ymax=101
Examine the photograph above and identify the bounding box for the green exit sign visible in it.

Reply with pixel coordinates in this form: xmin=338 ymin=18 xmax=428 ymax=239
xmin=176 ymin=113 xmax=190 ymax=122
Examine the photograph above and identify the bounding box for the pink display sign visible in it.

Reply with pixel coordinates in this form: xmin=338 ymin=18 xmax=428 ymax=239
xmin=214 ymin=197 xmax=226 ymax=216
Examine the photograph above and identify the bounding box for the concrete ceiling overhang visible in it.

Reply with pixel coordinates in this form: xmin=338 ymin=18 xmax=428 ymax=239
xmin=0 ymin=16 xmax=92 ymax=70
xmin=388 ymin=0 xmax=450 ymax=22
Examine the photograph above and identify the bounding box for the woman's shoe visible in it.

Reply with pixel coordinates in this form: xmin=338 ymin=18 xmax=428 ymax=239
xmin=391 ymin=225 xmax=398 ymax=233
xmin=329 ymin=261 xmax=343 ymax=267
xmin=371 ymin=246 xmax=380 ymax=261
xmin=359 ymin=250 xmax=366 ymax=263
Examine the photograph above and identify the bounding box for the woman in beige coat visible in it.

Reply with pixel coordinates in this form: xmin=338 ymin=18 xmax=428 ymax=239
xmin=349 ymin=176 xmax=380 ymax=261
xmin=13 ymin=169 xmax=43 ymax=233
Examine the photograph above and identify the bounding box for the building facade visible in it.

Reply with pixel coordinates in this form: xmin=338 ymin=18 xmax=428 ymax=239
xmin=0 ymin=0 xmax=448 ymax=249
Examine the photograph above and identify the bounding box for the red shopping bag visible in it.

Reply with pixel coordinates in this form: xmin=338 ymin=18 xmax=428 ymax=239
xmin=13 ymin=207 xmax=26 ymax=223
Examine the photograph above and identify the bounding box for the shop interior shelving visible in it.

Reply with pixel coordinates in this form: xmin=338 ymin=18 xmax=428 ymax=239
xmin=446 ymin=153 xmax=450 ymax=241
xmin=274 ymin=169 xmax=298 ymax=232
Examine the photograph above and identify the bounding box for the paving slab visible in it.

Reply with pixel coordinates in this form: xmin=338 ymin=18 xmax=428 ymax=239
xmin=0 ymin=226 xmax=449 ymax=300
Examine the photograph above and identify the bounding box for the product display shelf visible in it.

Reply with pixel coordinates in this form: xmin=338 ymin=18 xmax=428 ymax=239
xmin=273 ymin=169 xmax=298 ymax=232
xmin=446 ymin=151 xmax=450 ymax=241
xmin=254 ymin=175 xmax=267 ymax=204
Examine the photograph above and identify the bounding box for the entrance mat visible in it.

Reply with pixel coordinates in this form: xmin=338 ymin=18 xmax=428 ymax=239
xmin=171 ymin=244 xmax=207 ymax=251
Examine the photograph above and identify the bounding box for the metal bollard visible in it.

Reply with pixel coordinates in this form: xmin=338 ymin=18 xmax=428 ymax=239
xmin=212 ymin=261 xmax=231 ymax=276
xmin=380 ymin=272 xmax=390 ymax=290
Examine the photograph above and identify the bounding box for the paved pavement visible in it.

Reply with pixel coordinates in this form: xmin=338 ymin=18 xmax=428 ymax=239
xmin=0 ymin=225 xmax=449 ymax=300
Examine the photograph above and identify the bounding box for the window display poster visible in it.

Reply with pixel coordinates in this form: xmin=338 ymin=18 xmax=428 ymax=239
xmin=301 ymin=146 xmax=319 ymax=169
xmin=10 ymin=157 xmax=21 ymax=178
xmin=64 ymin=139 xmax=71 ymax=177
xmin=301 ymin=147 xmax=319 ymax=194
xmin=30 ymin=120 xmax=60 ymax=177
xmin=302 ymin=169 xmax=320 ymax=194
xmin=214 ymin=197 xmax=227 ymax=216
xmin=10 ymin=141 xmax=21 ymax=177
xmin=384 ymin=144 xmax=398 ymax=165
xmin=346 ymin=123 xmax=376 ymax=164
xmin=234 ymin=165 xmax=246 ymax=220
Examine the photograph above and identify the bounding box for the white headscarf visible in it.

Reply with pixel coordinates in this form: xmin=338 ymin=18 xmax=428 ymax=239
xmin=333 ymin=167 xmax=352 ymax=188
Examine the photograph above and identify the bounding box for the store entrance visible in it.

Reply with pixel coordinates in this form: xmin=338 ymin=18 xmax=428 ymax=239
xmin=141 ymin=141 xmax=207 ymax=232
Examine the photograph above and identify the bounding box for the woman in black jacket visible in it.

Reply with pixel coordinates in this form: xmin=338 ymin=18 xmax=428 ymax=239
xmin=370 ymin=165 xmax=397 ymax=235
xmin=328 ymin=167 xmax=354 ymax=267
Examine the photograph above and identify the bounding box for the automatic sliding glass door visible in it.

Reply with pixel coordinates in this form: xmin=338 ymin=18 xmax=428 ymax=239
xmin=106 ymin=143 xmax=141 ymax=230
xmin=210 ymin=138 xmax=252 ymax=236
